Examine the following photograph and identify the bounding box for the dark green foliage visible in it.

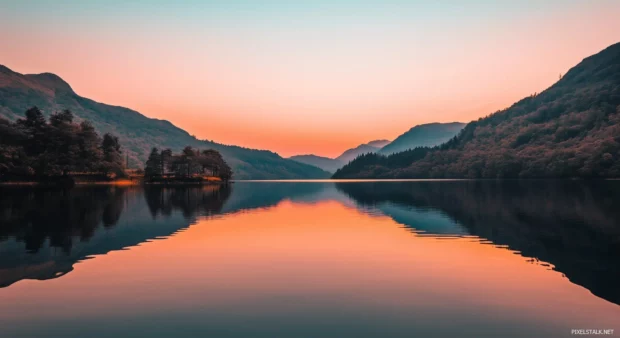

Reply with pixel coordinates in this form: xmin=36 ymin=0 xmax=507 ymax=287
xmin=101 ymin=133 xmax=124 ymax=176
xmin=334 ymin=43 xmax=620 ymax=179
xmin=0 ymin=107 xmax=123 ymax=180
xmin=145 ymin=148 xmax=162 ymax=177
xmin=144 ymin=146 xmax=232 ymax=181
xmin=333 ymin=147 xmax=431 ymax=178
xmin=75 ymin=121 xmax=103 ymax=172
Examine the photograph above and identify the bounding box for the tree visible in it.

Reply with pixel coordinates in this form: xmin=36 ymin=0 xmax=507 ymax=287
xmin=145 ymin=147 xmax=162 ymax=177
xmin=201 ymin=149 xmax=232 ymax=180
xmin=0 ymin=107 xmax=128 ymax=180
xmin=76 ymin=121 xmax=102 ymax=172
xmin=161 ymin=148 xmax=172 ymax=175
xmin=19 ymin=106 xmax=46 ymax=129
xmin=49 ymin=110 xmax=74 ymax=127
xmin=143 ymin=146 xmax=232 ymax=181
xmin=16 ymin=107 xmax=49 ymax=166
xmin=101 ymin=133 xmax=124 ymax=176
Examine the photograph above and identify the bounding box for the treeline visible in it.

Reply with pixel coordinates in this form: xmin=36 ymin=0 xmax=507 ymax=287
xmin=333 ymin=43 xmax=620 ymax=179
xmin=0 ymin=107 xmax=124 ymax=180
xmin=145 ymin=146 xmax=232 ymax=181
xmin=334 ymin=104 xmax=620 ymax=179
xmin=332 ymin=148 xmax=430 ymax=178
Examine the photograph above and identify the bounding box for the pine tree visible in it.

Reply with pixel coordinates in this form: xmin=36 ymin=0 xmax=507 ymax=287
xmin=145 ymin=147 xmax=162 ymax=177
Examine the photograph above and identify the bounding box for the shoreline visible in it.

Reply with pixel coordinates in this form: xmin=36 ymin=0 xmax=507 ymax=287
xmin=2 ymin=178 xmax=616 ymax=187
xmin=0 ymin=179 xmax=227 ymax=187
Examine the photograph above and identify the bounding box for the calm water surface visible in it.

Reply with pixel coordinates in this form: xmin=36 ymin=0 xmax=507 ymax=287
xmin=0 ymin=181 xmax=619 ymax=337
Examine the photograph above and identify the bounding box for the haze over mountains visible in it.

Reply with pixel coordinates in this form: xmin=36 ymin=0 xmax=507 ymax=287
xmin=288 ymin=155 xmax=344 ymax=174
xmin=289 ymin=124 xmax=466 ymax=174
xmin=334 ymin=42 xmax=620 ymax=179
xmin=0 ymin=65 xmax=329 ymax=180
xmin=336 ymin=140 xmax=390 ymax=163
xmin=290 ymin=139 xmax=391 ymax=173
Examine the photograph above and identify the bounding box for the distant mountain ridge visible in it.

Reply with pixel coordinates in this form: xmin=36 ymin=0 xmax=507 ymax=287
xmin=366 ymin=139 xmax=390 ymax=148
xmin=378 ymin=122 xmax=465 ymax=155
xmin=335 ymin=142 xmax=380 ymax=164
xmin=334 ymin=42 xmax=620 ymax=179
xmin=289 ymin=126 xmax=467 ymax=173
xmin=289 ymin=139 xmax=391 ymax=172
xmin=288 ymin=154 xmax=344 ymax=173
xmin=0 ymin=65 xmax=329 ymax=179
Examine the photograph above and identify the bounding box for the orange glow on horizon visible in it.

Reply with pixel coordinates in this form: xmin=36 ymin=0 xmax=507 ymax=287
xmin=0 ymin=2 xmax=619 ymax=157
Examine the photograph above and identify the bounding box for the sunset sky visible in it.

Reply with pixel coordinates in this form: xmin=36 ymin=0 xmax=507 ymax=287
xmin=0 ymin=1 xmax=619 ymax=157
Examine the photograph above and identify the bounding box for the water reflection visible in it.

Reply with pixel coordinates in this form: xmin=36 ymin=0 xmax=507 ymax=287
xmin=336 ymin=180 xmax=620 ymax=305
xmin=144 ymin=185 xmax=231 ymax=219
xmin=1 ymin=180 xmax=619 ymax=309
xmin=0 ymin=187 xmax=126 ymax=253
xmin=0 ymin=186 xmax=231 ymax=287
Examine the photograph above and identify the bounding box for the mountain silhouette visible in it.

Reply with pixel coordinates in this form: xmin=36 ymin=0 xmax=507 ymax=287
xmin=289 ymin=140 xmax=391 ymax=172
xmin=335 ymin=42 xmax=620 ymax=179
xmin=366 ymin=139 xmax=390 ymax=148
xmin=0 ymin=66 xmax=329 ymax=180
xmin=335 ymin=142 xmax=382 ymax=163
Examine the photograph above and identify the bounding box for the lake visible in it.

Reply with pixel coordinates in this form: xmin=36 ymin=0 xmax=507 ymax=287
xmin=0 ymin=180 xmax=618 ymax=337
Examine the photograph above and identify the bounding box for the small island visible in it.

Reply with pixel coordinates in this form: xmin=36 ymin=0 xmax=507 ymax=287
xmin=143 ymin=146 xmax=232 ymax=184
xmin=0 ymin=107 xmax=232 ymax=185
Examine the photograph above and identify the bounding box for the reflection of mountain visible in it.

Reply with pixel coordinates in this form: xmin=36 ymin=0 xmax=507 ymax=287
xmin=0 ymin=186 xmax=230 ymax=287
xmin=4 ymin=181 xmax=620 ymax=308
xmin=336 ymin=180 xmax=620 ymax=306
xmin=221 ymin=182 xmax=339 ymax=213
xmin=375 ymin=204 xmax=469 ymax=236
xmin=0 ymin=182 xmax=341 ymax=287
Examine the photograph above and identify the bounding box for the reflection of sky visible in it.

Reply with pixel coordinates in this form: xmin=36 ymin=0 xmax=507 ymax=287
xmin=1 ymin=197 xmax=619 ymax=338
xmin=1 ymin=1 xmax=619 ymax=156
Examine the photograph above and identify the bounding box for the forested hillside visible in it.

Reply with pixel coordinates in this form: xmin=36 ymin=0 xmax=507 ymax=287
xmin=0 ymin=66 xmax=329 ymax=179
xmin=334 ymin=42 xmax=620 ymax=179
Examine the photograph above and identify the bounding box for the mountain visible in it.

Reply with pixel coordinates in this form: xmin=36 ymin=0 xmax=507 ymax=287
xmin=334 ymin=42 xmax=620 ymax=179
xmin=289 ymin=139 xmax=391 ymax=172
xmin=366 ymin=139 xmax=391 ymax=148
xmin=335 ymin=142 xmax=382 ymax=164
xmin=378 ymin=122 xmax=465 ymax=155
xmin=0 ymin=65 xmax=329 ymax=179
xmin=288 ymin=155 xmax=343 ymax=173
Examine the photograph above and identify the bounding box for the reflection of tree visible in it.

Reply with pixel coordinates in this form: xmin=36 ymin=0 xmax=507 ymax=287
xmin=0 ymin=187 xmax=128 ymax=254
xmin=0 ymin=185 xmax=232 ymax=288
xmin=336 ymin=180 xmax=620 ymax=306
xmin=144 ymin=185 xmax=231 ymax=220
